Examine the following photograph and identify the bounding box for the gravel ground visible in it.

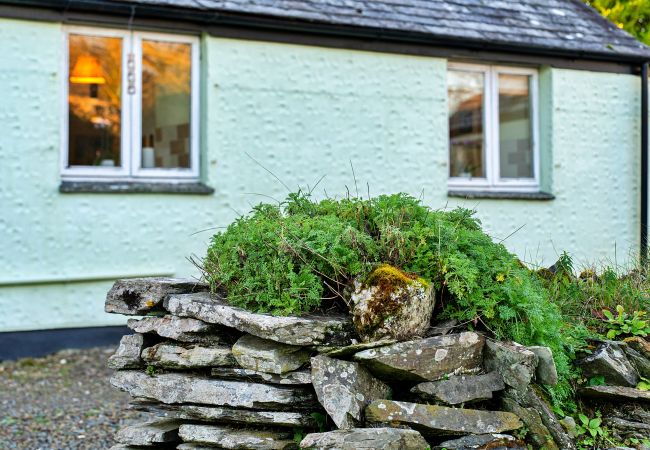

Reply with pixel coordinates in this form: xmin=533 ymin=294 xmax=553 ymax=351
xmin=0 ymin=346 xmax=147 ymax=450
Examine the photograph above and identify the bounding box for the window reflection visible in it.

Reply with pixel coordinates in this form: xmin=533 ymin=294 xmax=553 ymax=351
xmin=68 ymin=34 xmax=122 ymax=167
xmin=141 ymin=40 xmax=192 ymax=169
xmin=448 ymin=70 xmax=485 ymax=179
xmin=499 ymin=74 xmax=533 ymax=179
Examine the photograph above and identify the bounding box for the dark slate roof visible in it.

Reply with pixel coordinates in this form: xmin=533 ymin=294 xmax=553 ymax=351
xmin=113 ymin=0 xmax=650 ymax=61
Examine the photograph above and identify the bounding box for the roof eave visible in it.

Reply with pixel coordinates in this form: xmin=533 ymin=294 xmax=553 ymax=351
xmin=3 ymin=0 xmax=650 ymax=64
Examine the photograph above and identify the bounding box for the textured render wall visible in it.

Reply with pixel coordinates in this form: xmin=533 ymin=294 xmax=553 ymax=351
xmin=0 ymin=21 xmax=642 ymax=332
xmin=0 ymin=19 xmax=221 ymax=332
xmin=449 ymin=68 xmax=641 ymax=268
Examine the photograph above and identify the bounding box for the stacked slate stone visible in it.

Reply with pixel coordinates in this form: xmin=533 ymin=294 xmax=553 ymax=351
xmin=575 ymin=338 xmax=650 ymax=442
xmin=105 ymin=277 xmax=648 ymax=450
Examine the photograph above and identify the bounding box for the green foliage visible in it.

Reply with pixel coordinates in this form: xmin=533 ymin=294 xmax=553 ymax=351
xmin=587 ymin=375 xmax=606 ymax=386
xmin=292 ymin=427 xmax=304 ymax=445
xmin=602 ymin=305 xmax=650 ymax=339
xmin=637 ymin=376 xmax=650 ymax=391
xmin=145 ymin=365 xmax=158 ymax=377
xmin=205 ymin=191 xmax=575 ymax=403
xmin=575 ymin=412 xmax=611 ymax=450
xmin=587 ymin=0 xmax=650 ymax=45
xmin=309 ymin=412 xmax=328 ymax=432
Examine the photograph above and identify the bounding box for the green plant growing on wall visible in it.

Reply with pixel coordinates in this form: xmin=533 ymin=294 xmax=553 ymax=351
xmin=602 ymin=305 xmax=650 ymax=338
xmin=204 ymin=191 xmax=575 ymax=405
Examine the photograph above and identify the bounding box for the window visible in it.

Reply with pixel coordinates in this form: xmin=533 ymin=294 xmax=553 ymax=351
xmin=62 ymin=27 xmax=199 ymax=181
xmin=447 ymin=63 xmax=539 ymax=191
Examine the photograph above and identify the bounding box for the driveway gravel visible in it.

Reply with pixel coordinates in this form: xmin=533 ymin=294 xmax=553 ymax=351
xmin=0 ymin=346 xmax=147 ymax=450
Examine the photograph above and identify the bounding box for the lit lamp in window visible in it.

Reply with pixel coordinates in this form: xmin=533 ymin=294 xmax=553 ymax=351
xmin=69 ymin=55 xmax=105 ymax=97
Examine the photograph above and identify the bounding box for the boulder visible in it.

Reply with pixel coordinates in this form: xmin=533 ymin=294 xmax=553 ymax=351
xmin=578 ymin=385 xmax=650 ymax=402
xmin=483 ymin=341 xmax=538 ymax=391
xmin=411 ymin=371 xmax=504 ymax=405
xmin=141 ymin=342 xmax=235 ymax=368
xmin=108 ymin=334 xmax=145 ymax=370
xmin=130 ymin=401 xmax=316 ymax=428
xmin=352 ymin=332 xmax=484 ymax=382
xmin=211 ymin=367 xmax=312 ymax=385
xmin=299 ymin=428 xmax=428 ymax=449
xmin=559 ymin=416 xmax=579 ymax=438
xmin=310 ymin=355 xmax=390 ymax=429
xmin=576 ymin=341 xmax=638 ymax=387
xmin=365 ymin=400 xmax=522 ymax=435
xmin=232 ymin=334 xmax=310 ymax=374
xmin=178 ymin=424 xmax=296 ymax=449
xmin=501 ymin=397 xmax=558 ymax=450
xmin=127 ymin=315 xmax=230 ymax=344
xmin=433 ymin=434 xmax=526 ymax=450
xmin=110 ymin=371 xmax=315 ymax=410
xmin=165 ymin=292 xmax=354 ymax=346
xmin=106 ymin=277 xmax=207 ymax=315
xmin=528 ymin=345 xmax=558 ymax=385
xmin=349 ymin=265 xmax=435 ymax=342
xmin=115 ymin=418 xmax=182 ymax=445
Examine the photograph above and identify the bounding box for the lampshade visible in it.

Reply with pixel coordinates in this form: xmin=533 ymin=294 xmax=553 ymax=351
xmin=70 ymin=55 xmax=106 ymax=84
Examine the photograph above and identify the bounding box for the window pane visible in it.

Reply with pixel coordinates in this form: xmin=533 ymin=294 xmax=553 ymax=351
xmin=448 ymin=70 xmax=485 ymax=178
xmin=141 ymin=40 xmax=192 ymax=169
xmin=68 ymin=34 xmax=122 ymax=167
xmin=499 ymin=74 xmax=533 ymax=179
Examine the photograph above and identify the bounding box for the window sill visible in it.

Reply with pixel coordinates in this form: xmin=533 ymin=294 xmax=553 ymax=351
xmin=59 ymin=181 xmax=214 ymax=195
xmin=448 ymin=190 xmax=555 ymax=201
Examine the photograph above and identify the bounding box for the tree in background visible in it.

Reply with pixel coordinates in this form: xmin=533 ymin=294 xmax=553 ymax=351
xmin=587 ymin=0 xmax=650 ymax=45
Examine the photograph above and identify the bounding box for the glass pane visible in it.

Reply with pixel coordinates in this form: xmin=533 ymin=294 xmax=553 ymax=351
xmin=68 ymin=34 xmax=122 ymax=167
xmin=448 ymin=69 xmax=485 ymax=178
xmin=499 ymin=74 xmax=534 ymax=179
xmin=141 ymin=40 xmax=192 ymax=169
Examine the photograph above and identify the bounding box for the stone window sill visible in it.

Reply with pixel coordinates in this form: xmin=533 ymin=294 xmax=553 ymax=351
xmin=448 ymin=190 xmax=555 ymax=201
xmin=59 ymin=181 xmax=214 ymax=195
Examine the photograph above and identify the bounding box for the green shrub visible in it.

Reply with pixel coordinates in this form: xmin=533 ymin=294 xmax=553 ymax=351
xmin=205 ymin=192 xmax=567 ymax=363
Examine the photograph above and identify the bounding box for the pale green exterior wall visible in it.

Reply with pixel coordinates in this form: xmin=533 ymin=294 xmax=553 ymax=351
xmin=0 ymin=18 xmax=643 ymax=332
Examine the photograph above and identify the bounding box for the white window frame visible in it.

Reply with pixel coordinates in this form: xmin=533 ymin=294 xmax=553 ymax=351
xmin=447 ymin=62 xmax=540 ymax=192
xmin=61 ymin=26 xmax=200 ymax=182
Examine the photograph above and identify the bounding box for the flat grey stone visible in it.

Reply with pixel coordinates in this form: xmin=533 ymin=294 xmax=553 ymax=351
xmin=503 ymin=387 xmax=575 ymax=450
xmin=605 ymin=417 xmax=650 ymax=438
xmin=350 ymin=272 xmax=435 ymax=342
xmin=141 ymin=342 xmax=235 ymax=368
xmin=353 ymin=332 xmax=484 ymax=382
xmin=622 ymin=345 xmax=650 ymax=378
xmin=178 ymin=424 xmax=296 ymax=449
xmin=528 ymin=345 xmax=558 ymax=385
xmin=108 ymin=334 xmax=145 ymax=370
xmin=165 ymin=292 xmax=354 ymax=346
xmin=411 ymin=371 xmax=504 ymax=405
xmin=111 ymin=371 xmax=315 ymax=410
xmin=300 ymin=428 xmax=428 ymax=449
xmin=115 ymin=418 xmax=182 ymax=445
xmin=315 ymin=339 xmax=396 ymax=358
xmin=578 ymin=385 xmax=650 ymax=402
xmin=211 ymin=367 xmax=312 ymax=385
xmin=232 ymin=334 xmax=310 ymax=374
xmin=577 ymin=342 xmax=639 ymax=387
xmin=127 ymin=315 xmax=228 ymax=344
xmin=130 ymin=400 xmax=316 ymax=428
xmin=484 ymin=341 xmax=538 ymax=391
xmin=502 ymin=397 xmax=558 ymax=450
xmin=106 ymin=277 xmax=207 ymax=315
xmin=311 ymin=355 xmax=390 ymax=429
xmin=434 ymin=434 xmax=526 ymax=450
xmin=365 ymin=400 xmax=522 ymax=435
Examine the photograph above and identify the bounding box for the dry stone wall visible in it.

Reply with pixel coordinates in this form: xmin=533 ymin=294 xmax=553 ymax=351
xmin=106 ymin=278 xmax=650 ymax=450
